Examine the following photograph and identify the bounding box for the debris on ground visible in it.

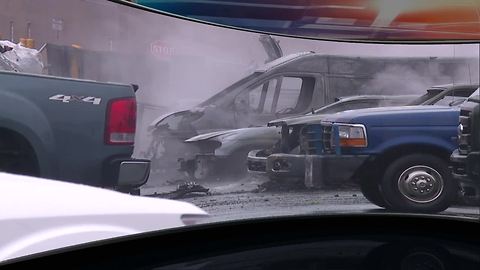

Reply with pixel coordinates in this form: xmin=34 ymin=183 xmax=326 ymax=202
xmin=255 ymin=179 xmax=306 ymax=192
xmin=255 ymin=179 xmax=360 ymax=193
xmin=149 ymin=181 xmax=210 ymax=199
xmin=165 ymin=179 xmax=190 ymax=185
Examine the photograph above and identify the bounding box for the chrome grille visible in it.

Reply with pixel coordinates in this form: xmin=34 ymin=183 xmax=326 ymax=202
xmin=322 ymin=123 xmax=334 ymax=154
xmin=300 ymin=126 xmax=318 ymax=154
xmin=299 ymin=124 xmax=334 ymax=154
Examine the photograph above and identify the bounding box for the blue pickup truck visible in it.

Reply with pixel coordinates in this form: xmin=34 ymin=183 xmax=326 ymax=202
xmin=248 ymin=84 xmax=478 ymax=213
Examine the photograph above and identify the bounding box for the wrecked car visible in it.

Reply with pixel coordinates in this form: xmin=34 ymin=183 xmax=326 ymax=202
xmin=248 ymin=84 xmax=478 ymax=213
xmin=183 ymin=95 xmax=418 ymax=180
xmin=146 ymin=51 xmax=476 ymax=182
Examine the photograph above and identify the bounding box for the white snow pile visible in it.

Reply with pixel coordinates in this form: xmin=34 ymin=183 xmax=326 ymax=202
xmin=0 ymin=40 xmax=43 ymax=74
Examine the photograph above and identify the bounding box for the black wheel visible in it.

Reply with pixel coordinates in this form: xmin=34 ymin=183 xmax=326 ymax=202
xmin=381 ymin=154 xmax=457 ymax=213
xmin=360 ymin=178 xmax=385 ymax=208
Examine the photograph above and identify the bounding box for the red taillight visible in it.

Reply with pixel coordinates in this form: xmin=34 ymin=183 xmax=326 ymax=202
xmin=105 ymin=98 xmax=136 ymax=145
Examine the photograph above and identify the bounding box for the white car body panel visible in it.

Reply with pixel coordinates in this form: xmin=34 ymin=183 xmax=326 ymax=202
xmin=0 ymin=173 xmax=208 ymax=262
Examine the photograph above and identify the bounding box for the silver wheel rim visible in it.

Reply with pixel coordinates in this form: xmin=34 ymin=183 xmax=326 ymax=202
xmin=397 ymin=165 xmax=444 ymax=203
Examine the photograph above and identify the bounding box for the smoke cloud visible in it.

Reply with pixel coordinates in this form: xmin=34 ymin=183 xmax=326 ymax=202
xmin=359 ymin=60 xmax=479 ymax=95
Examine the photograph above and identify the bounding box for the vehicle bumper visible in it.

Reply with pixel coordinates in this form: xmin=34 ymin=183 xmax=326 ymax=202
xmin=264 ymin=153 xmax=369 ymax=188
xmin=451 ymin=150 xmax=480 ymax=200
xmin=191 ymin=154 xmax=218 ymax=180
xmin=451 ymin=150 xmax=480 ymax=179
xmin=104 ymin=158 xmax=150 ymax=189
xmin=247 ymin=149 xmax=268 ymax=173
xmin=180 ymin=154 xmax=235 ymax=180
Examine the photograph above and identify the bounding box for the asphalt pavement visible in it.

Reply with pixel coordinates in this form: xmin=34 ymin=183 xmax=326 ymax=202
xmin=144 ymin=175 xmax=480 ymax=224
xmin=180 ymin=189 xmax=480 ymax=223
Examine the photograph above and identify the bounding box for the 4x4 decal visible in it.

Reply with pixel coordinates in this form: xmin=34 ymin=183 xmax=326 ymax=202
xmin=49 ymin=94 xmax=101 ymax=105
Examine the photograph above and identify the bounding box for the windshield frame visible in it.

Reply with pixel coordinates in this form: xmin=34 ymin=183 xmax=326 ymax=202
xmin=467 ymin=89 xmax=480 ymax=103
xmin=198 ymin=72 xmax=262 ymax=107
xmin=419 ymin=86 xmax=479 ymax=106
xmin=409 ymin=88 xmax=444 ymax=105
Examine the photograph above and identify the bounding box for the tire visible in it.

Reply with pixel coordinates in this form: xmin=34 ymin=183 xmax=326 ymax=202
xmin=381 ymin=154 xmax=457 ymax=213
xmin=360 ymin=178 xmax=386 ymax=208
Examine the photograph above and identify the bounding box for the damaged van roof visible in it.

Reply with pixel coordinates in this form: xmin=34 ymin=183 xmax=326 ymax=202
xmin=255 ymin=51 xmax=314 ymax=72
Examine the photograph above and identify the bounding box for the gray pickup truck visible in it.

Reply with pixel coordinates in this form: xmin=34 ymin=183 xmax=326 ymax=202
xmin=0 ymin=70 xmax=150 ymax=193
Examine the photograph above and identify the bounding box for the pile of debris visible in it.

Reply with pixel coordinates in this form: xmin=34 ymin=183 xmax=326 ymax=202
xmin=0 ymin=40 xmax=43 ymax=73
xmin=149 ymin=182 xmax=211 ymax=199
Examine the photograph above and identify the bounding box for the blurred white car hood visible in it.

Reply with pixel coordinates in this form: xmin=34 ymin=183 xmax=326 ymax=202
xmin=0 ymin=173 xmax=208 ymax=262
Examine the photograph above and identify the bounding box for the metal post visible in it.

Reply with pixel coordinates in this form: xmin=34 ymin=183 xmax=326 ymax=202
xmin=9 ymin=21 xmax=14 ymax=42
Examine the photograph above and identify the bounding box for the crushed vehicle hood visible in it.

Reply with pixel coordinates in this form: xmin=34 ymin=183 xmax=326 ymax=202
xmin=148 ymin=107 xmax=205 ymax=129
xmin=186 ymin=126 xmax=280 ymax=142
xmin=185 ymin=129 xmax=238 ymax=142
xmin=149 ymin=110 xmax=186 ymax=129
xmin=268 ymin=113 xmax=328 ymax=127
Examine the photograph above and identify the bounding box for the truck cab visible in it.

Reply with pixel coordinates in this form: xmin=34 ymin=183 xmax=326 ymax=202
xmin=451 ymin=89 xmax=480 ymax=203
